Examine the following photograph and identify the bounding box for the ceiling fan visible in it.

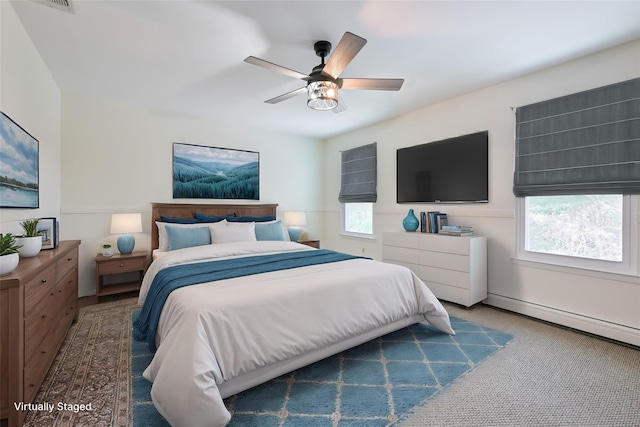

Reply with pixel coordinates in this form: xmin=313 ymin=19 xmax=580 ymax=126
xmin=244 ymin=32 xmax=404 ymax=113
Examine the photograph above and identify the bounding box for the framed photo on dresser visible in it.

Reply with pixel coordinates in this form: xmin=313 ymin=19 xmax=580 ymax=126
xmin=37 ymin=217 xmax=58 ymax=250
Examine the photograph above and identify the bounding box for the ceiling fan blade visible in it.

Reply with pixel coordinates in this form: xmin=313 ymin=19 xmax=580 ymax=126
xmin=339 ymin=78 xmax=404 ymax=91
xmin=265 ymin=87 xmax=307 ymax=104
xmin=322 ymin=32 xmax=367 ymax=79
xmin=333 ymin=94 xmax=348 ymax=114
xmin=244 ymin=56 xmax=309 ymax=80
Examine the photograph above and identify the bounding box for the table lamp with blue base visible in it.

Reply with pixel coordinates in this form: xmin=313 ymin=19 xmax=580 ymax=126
xmin=111 ymin=213 xmax=142 ymax=254
xmin=284 ymin=211 xmax=307 ymax=242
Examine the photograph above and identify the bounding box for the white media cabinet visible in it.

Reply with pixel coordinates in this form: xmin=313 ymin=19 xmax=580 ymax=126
xmin=382 ymin=231 xmax=487 ymax=307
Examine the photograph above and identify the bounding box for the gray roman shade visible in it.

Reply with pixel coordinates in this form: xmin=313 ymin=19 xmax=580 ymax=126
xmin=339 ymin=142 xmax=377 ymax=203
xmin=513 ymin=78 xmax=640 ymax=197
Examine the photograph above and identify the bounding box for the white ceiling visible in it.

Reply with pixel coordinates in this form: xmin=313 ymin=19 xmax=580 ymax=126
xmin=10 ymin=0 xmax=640 ymax=139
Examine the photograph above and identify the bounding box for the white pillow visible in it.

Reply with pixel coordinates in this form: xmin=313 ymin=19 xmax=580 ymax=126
xmin=156 ymin=220 xmax=226 ymax=251
xmin=209 ymin=222 xmax=257 ymax=244
xmin=209 ymin=220 xmax=228 ymax=229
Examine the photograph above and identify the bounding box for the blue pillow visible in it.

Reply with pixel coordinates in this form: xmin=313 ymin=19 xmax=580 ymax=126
xmin=160 ymin=215 xmax=198 ymax=224
xmin=165 ymin=225 xmax=211 ymax=251
xmin=255 ymin=221 xmax=287 ymax=241
xmin=228 ymin=215 xmax=276 ymax=223
xmin=194 ymin=212 xmax=236 ymax=223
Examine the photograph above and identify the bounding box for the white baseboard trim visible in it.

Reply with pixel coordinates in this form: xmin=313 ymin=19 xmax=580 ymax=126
xmin=485 ymin=294 xmax=640 ymax=347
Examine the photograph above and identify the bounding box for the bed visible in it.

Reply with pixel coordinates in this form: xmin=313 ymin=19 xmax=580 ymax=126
xmin=136 ymin=202 xmax=455 ymax=427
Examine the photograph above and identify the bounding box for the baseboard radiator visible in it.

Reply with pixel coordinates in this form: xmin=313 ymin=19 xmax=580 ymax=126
xmin=485 ymin=294 xmax=640 ymax=347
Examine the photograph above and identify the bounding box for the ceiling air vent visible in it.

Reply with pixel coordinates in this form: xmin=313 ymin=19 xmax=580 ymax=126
xmin=32 ymin=0 xmax=74 ymax=14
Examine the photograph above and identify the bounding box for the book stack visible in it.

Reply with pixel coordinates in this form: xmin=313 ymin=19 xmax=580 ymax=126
xmin=420 ymin=211 xmax=448 ymax=233
xmin=439 ymin=225 xmax=474 ymax=236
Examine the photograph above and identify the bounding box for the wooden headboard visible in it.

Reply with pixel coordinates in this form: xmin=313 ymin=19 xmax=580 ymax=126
xmin=151 ymin=202 xmax=278 ymax=250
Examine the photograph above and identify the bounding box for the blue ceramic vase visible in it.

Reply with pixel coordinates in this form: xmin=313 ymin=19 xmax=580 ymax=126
xmin=403 ymin=209 xmax=419 ymax=232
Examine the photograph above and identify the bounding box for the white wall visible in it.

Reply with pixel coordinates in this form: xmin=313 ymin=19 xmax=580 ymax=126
xmin=60 ymin=93 xmax=323 ymax=296
xmin=0 ymin=2 xmax=61 ymax=230
xmin=3 ymin=1 xmax=638 ymax=344
xmin=322 ymin=40 xmax=640 ymax=345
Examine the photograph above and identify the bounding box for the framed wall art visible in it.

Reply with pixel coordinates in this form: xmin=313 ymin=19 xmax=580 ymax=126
xmin=0 ymin=111 xmax=39 ymax=208
xmin=173 ymin=143 xmax=260 ymax=200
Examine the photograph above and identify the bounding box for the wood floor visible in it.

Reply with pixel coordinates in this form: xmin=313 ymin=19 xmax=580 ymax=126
xmin=78 ymin=290 xmax=139 ymax=308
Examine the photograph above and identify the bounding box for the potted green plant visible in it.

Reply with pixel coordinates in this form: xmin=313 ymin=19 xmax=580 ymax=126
xmin=16 ymin=218 xmax=42 ymax=258
xmin=101 ymin=243 xmax=114 ymax=257
xmin=0 ymin=233 xmax=22 ymax=275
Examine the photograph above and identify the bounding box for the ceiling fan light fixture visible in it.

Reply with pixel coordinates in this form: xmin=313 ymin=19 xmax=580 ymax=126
xmin=246 ymin=32 xmax=402 ymax=114
xmin=307 ymin=80 xmax=338 ymax=110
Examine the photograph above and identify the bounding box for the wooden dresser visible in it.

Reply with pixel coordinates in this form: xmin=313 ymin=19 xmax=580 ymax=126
xmin=0 ymin=240 xmax=80 ymax=427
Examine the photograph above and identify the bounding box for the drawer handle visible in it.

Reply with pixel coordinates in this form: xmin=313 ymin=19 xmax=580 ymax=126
xmin=120 ymin=264 xmax=125 ymax=267
xmin=67 ymin=258 xmax=73 ymax=261
xmin=41 ymin=350 xmax=46 ymax=354
xmin=41 ymin=279 xmax=47 ymax=283
xmin=29 ymin=383 xmax=35 ymax=388
xmin=41 ymin=314 xmax=47 ymax=319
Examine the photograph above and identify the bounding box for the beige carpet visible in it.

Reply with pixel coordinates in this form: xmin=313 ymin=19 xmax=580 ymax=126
xmin=402 ymin=302 xmax=640 ymax=427
xmin=23 ymin=298 xmax=640 ymax=427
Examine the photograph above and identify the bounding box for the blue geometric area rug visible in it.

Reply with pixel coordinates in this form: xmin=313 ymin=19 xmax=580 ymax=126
xmin=132 ymin=313 xmax=513 ymax=426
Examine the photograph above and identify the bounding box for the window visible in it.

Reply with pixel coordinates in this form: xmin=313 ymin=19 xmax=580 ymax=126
xmin=339 ymin=143 xmax=377 ymax=238
xmin=343 ymin=202 xmax=373 ymax=237
xmin=513 ymin=78 xmax=639 ymax=275
xmin=517 ymin=195 xmax=637 ymax=274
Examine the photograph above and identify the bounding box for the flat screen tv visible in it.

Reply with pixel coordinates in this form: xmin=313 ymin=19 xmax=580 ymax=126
xmin=397 ymin=131 xmax=488 ymax=203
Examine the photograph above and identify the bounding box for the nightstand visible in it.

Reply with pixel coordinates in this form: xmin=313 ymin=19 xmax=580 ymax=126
xmin=298 ymin=240 xmax=320 ymax=249
xmin=95 ymin=251 xmax=148 ymax=297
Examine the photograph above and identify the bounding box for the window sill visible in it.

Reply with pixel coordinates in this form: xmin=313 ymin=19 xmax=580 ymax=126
xmin=339 ymin=231 xmax=376 ymax=241
xmin=511 ymin=257 xmax=640 ymax=284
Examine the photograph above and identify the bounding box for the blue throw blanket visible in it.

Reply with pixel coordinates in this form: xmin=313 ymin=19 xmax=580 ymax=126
xmin=133 ymin=249 xmax=367 ymax=350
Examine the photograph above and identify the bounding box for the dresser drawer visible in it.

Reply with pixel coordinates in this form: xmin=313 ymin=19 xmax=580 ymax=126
xmin=24 ymin=264 xmax=56 ymax=318
xmin=97 ymin=257 xmax=146 ymax=275
xmin=382 ymin=245 xmax=422 ymax=264
xmin=57 ymin=278 xmax=78 ymax=321
xmin=56 ymin=247 xmax=78 ymax=282
xmin=62 ymin=292 xmax=78 ymax=320
xmin=419 ymin=251 xmax=470 ymax=272
xmin=418 ymin=235 xmax=471 ymax=255
xmin=383 ymin=244 xmax=470 ymax=272
xmin=24 ymin=325 xmax=58 ymax=403
xmin=56 ymin=292 xmax=77 ymax=344
xmin=419 ymin=265 xmax=471 ymax=290
xmin=56 ymin=268 xmax=78 ymax=302
xmin=24 ymin=293 xmax=56 ymax=358
xmin=382 ymin=231 xmax=421 ymax=249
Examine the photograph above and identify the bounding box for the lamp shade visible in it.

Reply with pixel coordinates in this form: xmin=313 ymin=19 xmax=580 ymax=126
xmin=283 ymin=211 xmax=307 ymax=226
xmin=111 ymin=213 xmax=143 ymax=234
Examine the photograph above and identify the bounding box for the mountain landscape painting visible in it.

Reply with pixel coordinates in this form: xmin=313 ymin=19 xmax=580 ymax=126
xmin=173 ymin=143 xmax=259 ymax=200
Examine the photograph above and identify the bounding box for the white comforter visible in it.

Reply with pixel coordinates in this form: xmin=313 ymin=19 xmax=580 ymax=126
xmin=138 ymin=241 xmax=454 ymax=427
